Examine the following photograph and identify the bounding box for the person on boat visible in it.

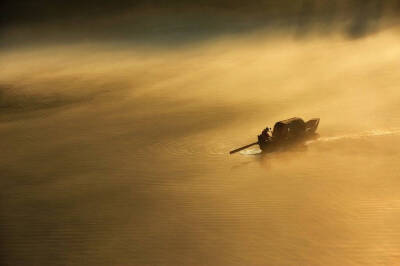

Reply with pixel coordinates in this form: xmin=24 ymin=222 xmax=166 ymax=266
xmin=258 ymin=127 xmax=271 ymax=143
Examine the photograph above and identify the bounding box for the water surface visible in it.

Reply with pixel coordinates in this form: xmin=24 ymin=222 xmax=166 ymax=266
xmin=1 ymin=28 xmax=400 ymax=265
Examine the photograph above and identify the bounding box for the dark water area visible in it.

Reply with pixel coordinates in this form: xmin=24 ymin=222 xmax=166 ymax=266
xmin=2 ymin=3 xmax=400 ymax=264
xmin=2 ymin=0 xmax=400 ymax=48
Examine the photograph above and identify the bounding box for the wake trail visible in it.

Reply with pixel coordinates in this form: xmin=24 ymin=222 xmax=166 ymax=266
xmin=308 ymin=128 xmax=400 ymax=144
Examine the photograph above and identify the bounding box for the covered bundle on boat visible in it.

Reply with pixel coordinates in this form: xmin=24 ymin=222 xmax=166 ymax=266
xmin=272 ymin=117 xmax=306 ymax=139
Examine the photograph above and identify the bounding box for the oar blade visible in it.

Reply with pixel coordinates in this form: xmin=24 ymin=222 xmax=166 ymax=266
xmin=229 ymin=142 xmax=259 ymax=154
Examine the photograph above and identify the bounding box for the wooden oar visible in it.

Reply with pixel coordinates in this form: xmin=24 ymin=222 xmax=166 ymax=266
xmin=229 ymin=142 xmax=259 ymax=154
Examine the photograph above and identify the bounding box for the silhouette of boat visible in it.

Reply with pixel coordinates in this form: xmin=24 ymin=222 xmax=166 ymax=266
xmin=230 ymin=117 xmax=320 ymax=154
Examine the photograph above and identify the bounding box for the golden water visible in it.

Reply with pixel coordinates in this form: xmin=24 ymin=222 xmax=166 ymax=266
xmin=1 ymin=27 xmax=400 ymax=265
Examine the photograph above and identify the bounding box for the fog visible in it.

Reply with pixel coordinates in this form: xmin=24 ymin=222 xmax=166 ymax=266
xmin=1 ymin=10 xmax=400 ymax=265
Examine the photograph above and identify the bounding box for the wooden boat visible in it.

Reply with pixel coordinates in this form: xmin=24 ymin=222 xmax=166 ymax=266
xmin=258 ymin=117 xmax=319 ymax=152
xmin=229 ymin=117 xmax=320 ymax=154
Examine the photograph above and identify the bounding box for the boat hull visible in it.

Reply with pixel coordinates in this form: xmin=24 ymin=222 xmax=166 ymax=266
xmin=259 ymin=131 xmax=319 ymax=153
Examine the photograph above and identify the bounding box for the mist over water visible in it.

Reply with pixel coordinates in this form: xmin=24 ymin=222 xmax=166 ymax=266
xmin=2 ymin=10 xmax=400 ymax=265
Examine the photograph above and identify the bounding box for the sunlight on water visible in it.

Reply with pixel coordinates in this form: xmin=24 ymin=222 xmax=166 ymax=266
xmin=308 ymin=128 xmax=400 ymax=143
xmin=1 ymin=26 xmax=400 ymax=265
